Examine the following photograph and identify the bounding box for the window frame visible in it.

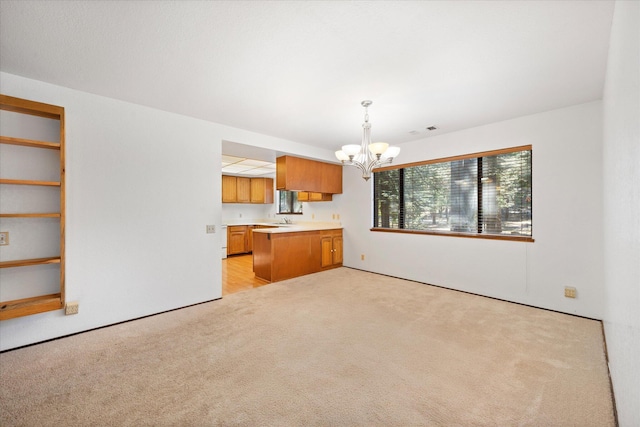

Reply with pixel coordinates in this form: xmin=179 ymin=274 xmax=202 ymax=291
xmin=276 ymin=190 xmax=303 ymax=215
xmin=371 ymin=145 xmax=534 ymax=242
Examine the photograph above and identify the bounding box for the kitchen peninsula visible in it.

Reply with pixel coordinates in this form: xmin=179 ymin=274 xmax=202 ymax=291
xmin=252 ymin=224 xmax=343 ymax=282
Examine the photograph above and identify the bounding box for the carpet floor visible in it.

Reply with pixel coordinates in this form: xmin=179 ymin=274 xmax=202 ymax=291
xmin=0 ymin=267 xmax=615 ymax=426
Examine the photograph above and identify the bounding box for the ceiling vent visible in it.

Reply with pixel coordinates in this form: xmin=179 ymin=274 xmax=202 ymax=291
xmin=426 ymin=126 xmax=438 ymax=131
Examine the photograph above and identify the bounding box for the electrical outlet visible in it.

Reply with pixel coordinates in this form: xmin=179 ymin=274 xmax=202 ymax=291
xmin=361 ymin=254 xmax=365 ymax=261
xmin=0 ymin=232 xmax=8 ymax=246
xmin=337 ymin=214 xmax=340 ymax=220
xmin=206 ymin=225 xmax=216 ymax=233
xmin=564 ymin=286 xmax=577 ymax=298
xmin=65 ymin=302 xmax=79 ymax=315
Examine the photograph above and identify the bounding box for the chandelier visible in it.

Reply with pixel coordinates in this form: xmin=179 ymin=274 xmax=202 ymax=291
xmin=335 ymin=100 xmax=400 ymax=181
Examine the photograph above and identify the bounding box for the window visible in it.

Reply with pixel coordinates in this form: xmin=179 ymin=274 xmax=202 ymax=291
xmin=374 ymin=146 xmax=532 ymax=241
xmin=277 ymin=191 xmax=303 ymax=214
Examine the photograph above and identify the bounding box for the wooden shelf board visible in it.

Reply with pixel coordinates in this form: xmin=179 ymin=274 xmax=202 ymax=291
xmin=0 ymin=179 xmax=61 ymax=186
xmin=0 ymin=293 xmax=63 ymax=321
xmin=0 ymin=135 xmax=60 ymax=150
xmin=0 ymin=95 xmax=63 ymax=120
xmin=0 ymin=257 xmax=61 ymax=269
xmin=0 ymin=213 xmax=61 ymax=218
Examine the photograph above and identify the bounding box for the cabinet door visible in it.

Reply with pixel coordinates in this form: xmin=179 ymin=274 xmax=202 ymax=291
xmin=228 ymin=226 xmax=247 ymax=255
xmin=321 ymin=236 xmax=333 ymax=268
xmin=263 ymin=178 xmax=274 ymax=204
xmin=250 ymin=178 xmax=265 ymax=203
xmin=222 ymin=176 xmax=237 ymax=203
xmin=246 ymin=226 xmax=254 ymax=252
xmin=236 ymin=177 xmax=251 ymax=203
xmin=332 ymin=235 xmax=343 ymax=265
xmin=321 ymin=162 xmax=343 ymax=194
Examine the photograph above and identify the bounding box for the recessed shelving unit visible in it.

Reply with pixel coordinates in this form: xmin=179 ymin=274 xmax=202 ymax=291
xmin=0 ymin=94 xmax=66 ymax=321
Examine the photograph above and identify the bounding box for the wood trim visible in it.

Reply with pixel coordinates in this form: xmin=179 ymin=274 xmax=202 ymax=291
xmin=0 ymin=213 xmax=61 ymax=218
xmin=59 ymin=106 xmax=66 ymax=303
xmin=374 ymin=145 xmax=533 ymax=173
xmin=370 ymin=227 xmax=534 ymax=242
xmin=0 ymin=257 xmax=61 ymax=269
xmin=0 ymin=136 xmax=60 ymax=150
xmin=0 ymin=179 xmax=61 ymax=186
xmin=0 ymin=293 xmax=63 ymax=321
xmin=0 ymin=94 xmax=63 ymax=120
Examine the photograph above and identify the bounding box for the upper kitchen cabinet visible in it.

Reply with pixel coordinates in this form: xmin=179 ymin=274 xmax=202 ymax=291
xmin=222 ymin=176 xmax=273 ymax=204
xmin=236 ymin=177 xmax=251 ymax=203
xmin=276 ymin=156 xmax=342 ymax=194
xmin=222 ymin=175 xmax=237 ymax=202
xmin=251 ymin=177 xmax=274 ymax=204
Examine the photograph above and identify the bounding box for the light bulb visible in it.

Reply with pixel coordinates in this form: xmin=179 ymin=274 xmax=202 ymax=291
xmin=368 ymin=142 xmax=389 ymax=155
xmin=383 ymin=145 xmax=400 ymax=159
xmin=335 ymin=150 xmax=350 ymax=161
xmin=341 ymin=144 xmax=361 ymax=157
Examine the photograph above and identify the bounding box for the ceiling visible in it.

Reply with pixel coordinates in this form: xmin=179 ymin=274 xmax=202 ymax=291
xmin=221 ymin=155 xmax=275 ymax=176
xmin=0 ymin=1 xmax=614 ymax=155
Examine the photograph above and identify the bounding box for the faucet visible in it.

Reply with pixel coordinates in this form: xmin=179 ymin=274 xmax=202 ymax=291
xmin=282 ymin=217 xmax=292 ymax=224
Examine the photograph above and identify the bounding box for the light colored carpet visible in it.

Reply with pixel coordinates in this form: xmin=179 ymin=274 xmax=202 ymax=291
xmin=0 ymin=268 xmax=615 ymax=426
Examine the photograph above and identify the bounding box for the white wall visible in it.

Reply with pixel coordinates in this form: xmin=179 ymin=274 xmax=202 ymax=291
xmin=338 ymin=101 xmax=605 ymax=319
xmin=602 ymin=1 xmax=640 ymax=424
xmin=222 ymin=200 xmax=274 ymax=223
xmin=0 ymin=72 xmax=335 ymax=351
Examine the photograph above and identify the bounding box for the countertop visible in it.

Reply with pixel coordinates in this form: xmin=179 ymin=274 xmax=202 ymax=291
xmin=252 ymin=224 xmax=343 ymax=234
xmin=224 ymin=221 xmax=342 ymax=234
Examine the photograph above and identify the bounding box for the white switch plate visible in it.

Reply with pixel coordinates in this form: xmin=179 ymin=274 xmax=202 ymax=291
xmin=206 ymin=225 xmax=216 ymax=234
xmin=0 ymin=232 xmax=8 ymax=246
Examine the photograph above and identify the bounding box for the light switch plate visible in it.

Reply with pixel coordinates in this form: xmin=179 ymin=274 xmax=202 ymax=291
xmin=206 ymin=225 xmax=216 ymax=234
xmin=0 ymin=232 xmax=8 ymax=246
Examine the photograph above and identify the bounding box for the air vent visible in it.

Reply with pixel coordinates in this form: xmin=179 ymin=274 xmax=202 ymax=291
xmin=426 ymin=126 xmax=438 ymax=131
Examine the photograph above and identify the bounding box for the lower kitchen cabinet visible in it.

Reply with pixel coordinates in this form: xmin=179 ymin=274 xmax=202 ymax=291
xmin=253 ymin=229 xmax=343 ymax=282
xmin=227 ymin=226 xmax=248 ymax=255
xmin=321 ymin=230 xmax=343 ymax=268
xmin=227 ymin=224 xmax=277 ymax=256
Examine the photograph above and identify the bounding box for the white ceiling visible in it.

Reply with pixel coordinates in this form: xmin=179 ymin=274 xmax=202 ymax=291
xmin=0 ymin=1 xmax=614 ymax=153
xmin=221 ymin=155 xmax=275 ymax=176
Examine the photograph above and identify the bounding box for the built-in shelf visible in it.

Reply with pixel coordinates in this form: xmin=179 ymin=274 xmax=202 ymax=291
xmin=0 ymin=135 xmax=60 ymax=150
xmin=0 ymin=257 xmax=62 ymax=269
xmin=0 ymin=179 xmax=61 ymax=186
xmin=0 ymin=94 xmax=66 ymax=320
xmin=0 ymin=293 xmax=63 ymax=321
xmin=0 ymin=213 xmax=61 ymax=218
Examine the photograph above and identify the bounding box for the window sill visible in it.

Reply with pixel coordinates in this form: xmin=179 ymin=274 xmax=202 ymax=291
xmin=370 ymin=227 xmax=534 ymax=243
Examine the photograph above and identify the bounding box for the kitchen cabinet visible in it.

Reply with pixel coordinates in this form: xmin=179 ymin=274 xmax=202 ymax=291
xmin=297 ymin=192 xmax=333 ymax=202
xmin=222 ymin=175 xmax=237 ymax=202
xmin=321 ymin=229 xmax=343 ymax=268
xmin=226 ymin=224 xmax=277 ymax=256
xmin=253 ymin=228 xmax=343 ymax=282
xmin=236 ymin=177 xmax=251 ymax=203
xmin=222 ymin=176 xmax=273 ymax=204
xmin=227 ymin=226 xmax=248 ymax=255
xmin=276 ymin=156 xmax=342 ymax=194
xmin=246 ymin=225 xmax=254 ymax=252
xmin=251 ymin=177 xmax=274 ymax=204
